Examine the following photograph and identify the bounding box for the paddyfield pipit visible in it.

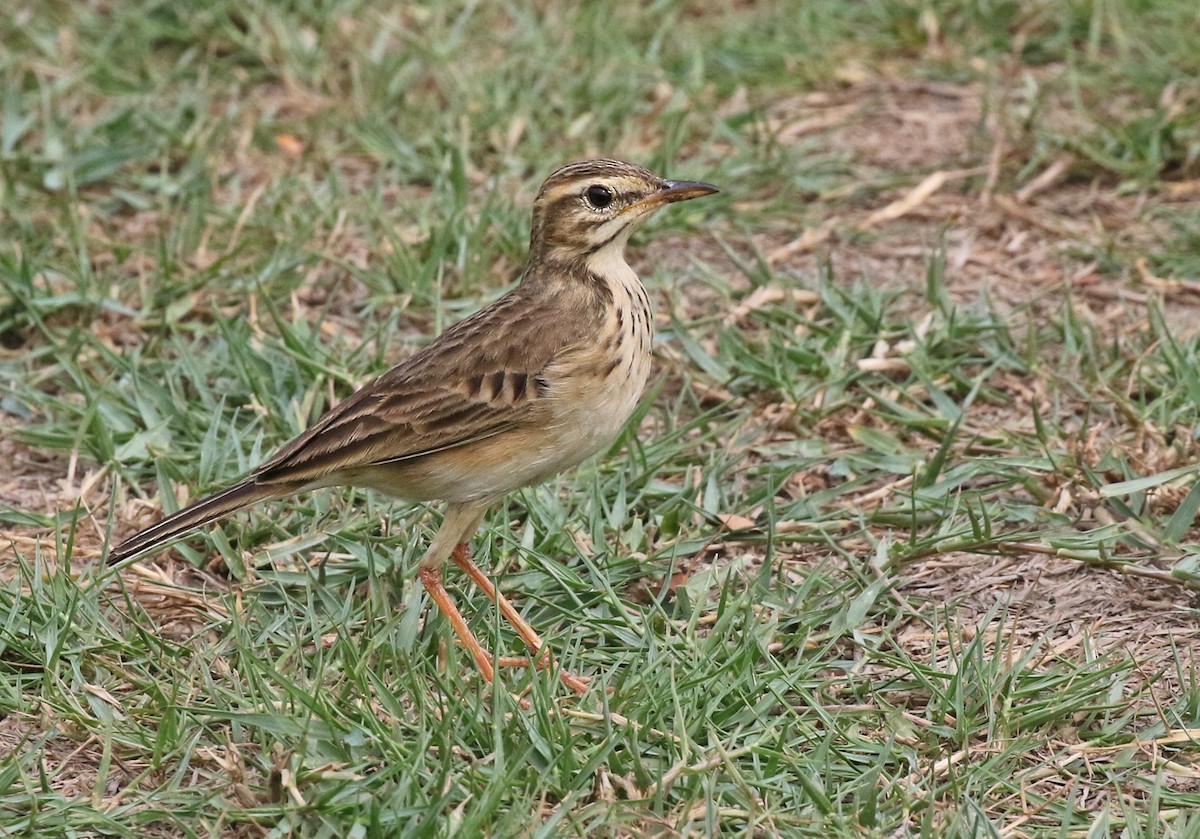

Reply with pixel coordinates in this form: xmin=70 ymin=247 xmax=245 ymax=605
xmin=108 ymin=159 xmax=718 ymax=693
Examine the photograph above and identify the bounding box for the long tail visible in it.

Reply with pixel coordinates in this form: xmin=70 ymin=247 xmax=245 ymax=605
xmin=107 ymin=480 xmax=286 ymax=566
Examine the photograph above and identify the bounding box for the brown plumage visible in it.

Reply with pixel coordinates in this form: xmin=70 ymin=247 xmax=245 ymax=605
xmin=108 ymin=159 xmax=718 ymax=692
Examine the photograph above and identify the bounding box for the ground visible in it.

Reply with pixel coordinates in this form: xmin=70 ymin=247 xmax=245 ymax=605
xmin=2 ymin=1 xmax=1200 ymax=836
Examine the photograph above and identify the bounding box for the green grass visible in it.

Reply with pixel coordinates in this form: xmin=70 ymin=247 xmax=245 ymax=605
xmin=4 ymin=0 xmax=1200 ymax=836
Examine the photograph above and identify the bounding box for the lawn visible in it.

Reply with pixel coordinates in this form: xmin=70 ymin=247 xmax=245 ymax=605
xmin=3 ymin=1 xmax=1200 ymax=836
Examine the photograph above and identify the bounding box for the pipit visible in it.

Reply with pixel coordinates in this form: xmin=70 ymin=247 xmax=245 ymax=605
xmin=108 ymin=159 xmax=718 ymax=693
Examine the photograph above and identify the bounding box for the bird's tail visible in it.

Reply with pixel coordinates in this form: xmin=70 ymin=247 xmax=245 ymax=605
xmin=107 ymin=480 xmax=284 ymax=566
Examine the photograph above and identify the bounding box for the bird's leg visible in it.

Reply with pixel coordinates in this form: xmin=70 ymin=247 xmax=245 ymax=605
xmin=451 ymin=543 xmax=550 ymax=664
xmin=416 ymin=503 xmax=503 ymax=685
xmin=417 ymin=503 xmax=589 ymax=694
xmin=417 ymin=565 xmax=495 ymax=684
xmin=450 ymin=542 xmax=590 ymax=695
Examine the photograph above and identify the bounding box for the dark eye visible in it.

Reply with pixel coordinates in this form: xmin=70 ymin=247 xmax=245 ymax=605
xmin=584 ymin=184 xmax=614 ymax=210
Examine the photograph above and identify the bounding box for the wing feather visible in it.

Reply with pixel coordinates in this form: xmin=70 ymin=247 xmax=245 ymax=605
xmin=249 ymin=284 xmax=596 ymax=488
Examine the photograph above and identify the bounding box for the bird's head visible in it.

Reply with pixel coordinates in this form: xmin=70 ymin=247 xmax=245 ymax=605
xmin=528 ymin=159 xmax=718 ymax=265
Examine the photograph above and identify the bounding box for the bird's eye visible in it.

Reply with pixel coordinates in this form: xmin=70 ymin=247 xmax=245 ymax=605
xmin=584 ymin=184 xmax=614 ymax=210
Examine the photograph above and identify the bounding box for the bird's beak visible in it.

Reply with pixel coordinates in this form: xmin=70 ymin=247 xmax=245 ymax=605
xmin=622 ymin=179 xmax=719 ymax=215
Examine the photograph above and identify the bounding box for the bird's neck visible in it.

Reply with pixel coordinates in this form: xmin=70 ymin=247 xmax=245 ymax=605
xmin=584 ymin=241 xmax=639 ymax=297
xmin=520 ymin=238 xmax=651 ymax=340
xmin=586 ymin=242 xmax=653 ymax=349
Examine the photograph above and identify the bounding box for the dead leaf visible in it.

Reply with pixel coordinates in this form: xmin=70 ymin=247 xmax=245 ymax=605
xmin=274 ymin=133 xmax=305 ymax=158
xmin=859 ymin=171 xmax=948 ymax=229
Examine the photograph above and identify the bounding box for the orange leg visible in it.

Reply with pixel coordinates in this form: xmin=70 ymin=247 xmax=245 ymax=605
xmin=451 ymin=542 xmax=590 ymax=694
xmin=418 ymin=566 xmax=496 ymax=685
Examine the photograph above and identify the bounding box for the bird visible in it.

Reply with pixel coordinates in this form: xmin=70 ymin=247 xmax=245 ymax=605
xmin=107 ymin=158 xmax=718 ymax=693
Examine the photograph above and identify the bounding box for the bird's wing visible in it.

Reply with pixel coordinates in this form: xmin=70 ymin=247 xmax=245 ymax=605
xmin=249 ymin=287 xmax=587 ymax=489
